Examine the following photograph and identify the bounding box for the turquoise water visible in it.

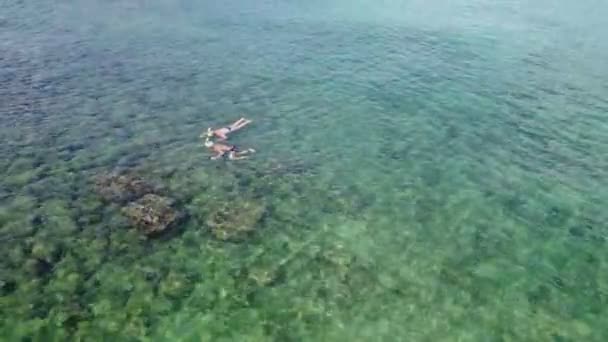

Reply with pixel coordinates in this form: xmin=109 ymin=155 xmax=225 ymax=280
xmin=2 ymin=0 xmax=608 ymax=340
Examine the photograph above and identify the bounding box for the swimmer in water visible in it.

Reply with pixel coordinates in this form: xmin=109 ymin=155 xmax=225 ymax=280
xmin=204 ymin=137 xmax=255 ymax=160
xmin=201 ymin=118 xmax=252 ymax=141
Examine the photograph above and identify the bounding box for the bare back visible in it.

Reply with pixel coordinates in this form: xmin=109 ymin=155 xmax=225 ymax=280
xmin=212 ymin=128 xmax=230 ymax=140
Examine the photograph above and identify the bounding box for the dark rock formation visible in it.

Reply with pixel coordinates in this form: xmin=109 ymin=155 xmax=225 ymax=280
xmin=122 ymin=194 xmax=183 ymax=236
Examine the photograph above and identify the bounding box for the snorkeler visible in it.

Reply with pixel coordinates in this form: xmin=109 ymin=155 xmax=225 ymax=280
xmin=201 ymin=118 xmax=252 ymax=141
xmin=204 ymin=137 xmax=255 ymax=160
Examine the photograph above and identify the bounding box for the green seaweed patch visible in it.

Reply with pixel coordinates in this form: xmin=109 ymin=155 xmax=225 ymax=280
xmin=5 ymin=158 xmax=42 ymax=188
xmin=38 ymin=199 xmax=79 ymax=236
xmin=0 ymin=195 xmax=37 ymax=237
xmin=0 ymin=217 xmax=36 ymax=243
xmin=73 ymin=193 xmax=104 ymax=217
xmin=5 ymin=168 xmax=41 ymax=188
xmin=93 ymin=172 xmax=161 ymax=204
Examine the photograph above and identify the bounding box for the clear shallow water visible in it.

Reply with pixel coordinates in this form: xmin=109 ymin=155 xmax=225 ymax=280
xmin=2 ymin=0 xmax=608 ymax=340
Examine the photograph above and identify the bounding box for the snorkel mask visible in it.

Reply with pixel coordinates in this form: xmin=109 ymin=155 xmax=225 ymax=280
xmin=200 ymin=128 xmax=213 ymax=139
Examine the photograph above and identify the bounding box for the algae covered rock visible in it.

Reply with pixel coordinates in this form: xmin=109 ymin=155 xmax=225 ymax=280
xmin=207 ymin=200 xmax=265 ymax=241
xmin=94 ymin=172 xmax=158 ymax=203
xmin=247 ymin=267 xmax=281 ymax=287
xmin=122 ymin=194 xmax=183 ymax=237
xmin=321 ymin=244 xmax=354 ymax=282
xmin=30 ymin=240 xmax=65 ymax=263
xmin=159 ymin=271 xmax=193 ymax=299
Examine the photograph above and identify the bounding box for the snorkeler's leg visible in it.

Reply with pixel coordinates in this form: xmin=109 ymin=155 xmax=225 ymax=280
xmin=233 ymin=119 xmax=252 ymax=130
xmin=229 ymin=118 xmax=246 ymax=129
xmin=236 ymin=148 xmax=255 ymax=156
xmin=228 ymin=151 xmax=248 ymax=160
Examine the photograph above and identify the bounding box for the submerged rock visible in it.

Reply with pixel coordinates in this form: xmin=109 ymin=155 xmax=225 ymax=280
xmin=206 ymin=200 xmax=265 ymax=241
xmin=122 ymin=194 xmax=183 ymax=236
xmin=30 ymin=240 xmax=65 ymax=264
xmin=0 ymin=279 xmax=17 ymax=296
xmin=247 ymin=267 xmax=280 ymax=287
xmin=321 ymin=245 xmax=354 ymax=281
xmin=94 ymin=172 xmax=158 ymax=204
xmin=159 ymin=271 xmax=193 ymax=299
